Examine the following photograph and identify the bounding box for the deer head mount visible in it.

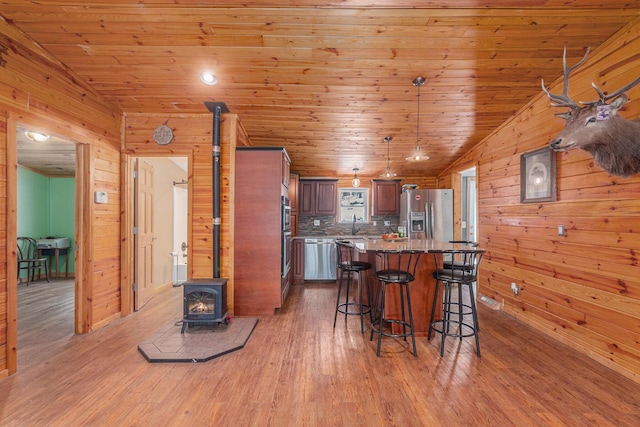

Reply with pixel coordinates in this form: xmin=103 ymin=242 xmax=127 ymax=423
xmin=542 ymin=47 xmax=640 ymax=177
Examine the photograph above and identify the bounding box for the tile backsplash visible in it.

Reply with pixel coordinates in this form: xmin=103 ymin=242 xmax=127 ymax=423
xmin=298 ymin=215 xmax=399 ymax=237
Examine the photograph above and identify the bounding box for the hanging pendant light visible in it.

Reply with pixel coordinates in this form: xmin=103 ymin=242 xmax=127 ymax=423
xmin=351 ymin=167 xmax=361 ymax=187
xmin=406 ymin=76 xmax=430 ymax=161
xmin=380 ymin=136 xmax=396 ymax=178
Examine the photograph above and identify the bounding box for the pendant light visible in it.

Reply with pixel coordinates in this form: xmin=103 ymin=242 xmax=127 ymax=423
xmin=406 ymin=76 xmax=429 ymax=161
xmin=380 ymin=136 xmax=396 ymax=178
xmin=351 ymin=167 xmax=361 ymax=187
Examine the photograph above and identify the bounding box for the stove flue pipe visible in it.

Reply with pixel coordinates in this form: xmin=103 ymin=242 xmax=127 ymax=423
xmin=204 ymin=101 xmax=229 ymax=279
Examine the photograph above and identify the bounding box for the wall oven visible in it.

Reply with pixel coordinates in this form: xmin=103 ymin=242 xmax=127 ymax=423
xmin=282 ymin=196 xmax=291 ymax=232
xmin=282 ymin=230 xmax=292 ymax=277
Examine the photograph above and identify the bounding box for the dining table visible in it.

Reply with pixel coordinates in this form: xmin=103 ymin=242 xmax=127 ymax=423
xmin=343 ymin=237 xmax=479 ymax=337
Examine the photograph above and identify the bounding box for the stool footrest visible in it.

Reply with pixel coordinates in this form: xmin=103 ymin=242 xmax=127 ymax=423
xmin=441 ymin=301 xmax=474 ymax=317
xmin=336 ymin=302 xmax=371 ymax=317
xmin=429 ymin=320 xmax=477 ymax=339
xmin=371 ymin=318 xmax=413 ymax=339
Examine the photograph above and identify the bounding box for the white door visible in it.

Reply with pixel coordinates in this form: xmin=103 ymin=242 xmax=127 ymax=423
xmin=134 ymin=159 xmax=154 ymax=310
xmin=466 ymin=176 xmax=477 ymax=242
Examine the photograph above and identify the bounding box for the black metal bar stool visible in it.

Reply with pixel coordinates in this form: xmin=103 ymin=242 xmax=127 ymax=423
xmin=444 ymin=241 xmax=479 ymax=271
xmin=370 ymin=249 xmax=421 ymax=357
xmin=428 ymin=248 xmax=484 ymax=357
xmin=334 ymin=240 xmax=372 ymax=333
xmin=444 ymin=241 xmax=480 ymax=332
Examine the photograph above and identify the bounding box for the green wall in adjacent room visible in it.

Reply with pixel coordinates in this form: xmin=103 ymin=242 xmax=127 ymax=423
xmin=17 ymin=167 xmax=75 ymax=276
xmin=17 ymin=168 xmax=50 ymax=239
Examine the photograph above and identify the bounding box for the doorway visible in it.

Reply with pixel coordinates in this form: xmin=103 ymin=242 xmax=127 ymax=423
xmin=131 ymin=156 xmax=189 ymax=308
xmin=172 ymin=180 xmax=188 ymax=285
xmin=14 ymin=124 xmax=81 ymax=369
xmin=460 ymin=166 xmax=477 ymax=243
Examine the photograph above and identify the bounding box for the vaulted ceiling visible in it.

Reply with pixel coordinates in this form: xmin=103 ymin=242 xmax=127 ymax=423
xmin=3 ymin=1 xmax=640 ymax=179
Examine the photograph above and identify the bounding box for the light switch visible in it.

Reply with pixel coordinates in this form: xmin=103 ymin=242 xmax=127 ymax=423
xmin=94 ymin=191 xmax=108 ymax=204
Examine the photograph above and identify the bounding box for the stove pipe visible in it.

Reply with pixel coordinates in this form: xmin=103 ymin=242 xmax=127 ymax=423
xmin=204 ymin=101 xmax=229 ymax=278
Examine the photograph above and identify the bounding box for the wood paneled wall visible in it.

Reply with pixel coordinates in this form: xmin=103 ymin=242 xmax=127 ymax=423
xmin=0 ymin=112 xmax=9 ymax=375
xmin=0 ymin=20 xmax=122 ymax=376
xmin=122 ymin=113 xmax=249 ymax=314
xmin=441 ymin=18 xmax=640 ymax=383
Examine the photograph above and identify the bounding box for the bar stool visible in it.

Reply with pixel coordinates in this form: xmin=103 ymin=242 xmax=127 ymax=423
xmin=444 ymin=241 xmax=478 ymax=271
xmin=370 ymin=249 xmax=421 ymax=357
xmin=334 ymin=240 xmax=372 ymax=333
xmin=429 ymin=248 xmax=484 ymax=357
xmin=444 ymin=241 xmax=480 ymax=325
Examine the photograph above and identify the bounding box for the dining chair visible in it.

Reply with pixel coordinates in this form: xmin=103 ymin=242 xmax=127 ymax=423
xmin=17 ymin=237 xmax=50 ymax=285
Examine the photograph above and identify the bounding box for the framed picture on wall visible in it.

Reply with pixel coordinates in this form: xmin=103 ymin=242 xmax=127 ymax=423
xmin=520 ymin=147 xmax=556 ymax=203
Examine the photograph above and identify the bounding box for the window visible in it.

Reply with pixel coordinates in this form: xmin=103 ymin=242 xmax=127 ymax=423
xmin=338 ymin=188 xmax=368 ymax=223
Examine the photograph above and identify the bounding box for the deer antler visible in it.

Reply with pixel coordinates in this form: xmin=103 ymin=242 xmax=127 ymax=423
xmin=542 ymin=46 xmax=591 ymax=109
xmin=581 ymin=76 xmax=640 ymax=106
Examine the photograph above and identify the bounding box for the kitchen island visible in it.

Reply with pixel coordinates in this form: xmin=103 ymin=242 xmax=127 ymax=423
xmin=344 ymin=237 xmax=477 ymax=337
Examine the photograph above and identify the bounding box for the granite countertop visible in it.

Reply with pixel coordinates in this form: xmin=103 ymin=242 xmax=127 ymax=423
xmin=341 ymin=237 xmax=480 ymax=254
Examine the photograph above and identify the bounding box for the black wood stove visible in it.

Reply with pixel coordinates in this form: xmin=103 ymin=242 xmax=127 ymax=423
xmin=181 ymin=278 xmax=229 ymax=333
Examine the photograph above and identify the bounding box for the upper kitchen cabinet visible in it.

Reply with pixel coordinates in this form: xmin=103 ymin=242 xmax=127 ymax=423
xmin=299 ymin=179 xmax=338 ymax=216
xmin=371 ymin=179 xmax=401 ymax=216
xmin=282 ymin=155 xmax=291 ymax=188
xmin=289 ymin=173 xmax=299 ymax=212
xmin=289 ymin=173 xmax=299 ymax=235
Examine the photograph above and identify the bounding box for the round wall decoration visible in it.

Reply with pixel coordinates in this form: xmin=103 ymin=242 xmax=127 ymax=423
xmin=153 ymin=125 xmax=174 ymax=145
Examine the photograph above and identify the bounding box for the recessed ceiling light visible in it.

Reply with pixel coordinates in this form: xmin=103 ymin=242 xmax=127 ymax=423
xmin=200 ymin=71 xmax=218 ymax=85
xmin=24 ymin=131 xmax=50 ymax=142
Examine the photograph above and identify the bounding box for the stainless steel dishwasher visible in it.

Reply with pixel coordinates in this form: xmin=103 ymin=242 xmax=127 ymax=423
xmin=304 ymin=238 xmax=337 ymax=280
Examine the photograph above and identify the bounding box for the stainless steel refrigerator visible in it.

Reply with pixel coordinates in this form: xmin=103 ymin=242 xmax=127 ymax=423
xmin=400 ymin=189 xmax=454 ymax=241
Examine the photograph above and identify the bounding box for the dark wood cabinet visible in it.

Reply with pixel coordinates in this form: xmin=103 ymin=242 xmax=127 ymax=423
xmin=371 ymin=179 xmax=401 ymax=216
xmin=289 ymin=173 xmax=299 ymax=212
xmin=299 ymin=179 xmax=338 ymax=216
xmin=289 ymin=173 xmax=299 ymax=235
xmin=234 ymin=147 xmax=291 ymax=315
xmin=282 ymin=155 xmax=291 ymax=188
xmin=292 ymin=238 xmax=305 ymax=285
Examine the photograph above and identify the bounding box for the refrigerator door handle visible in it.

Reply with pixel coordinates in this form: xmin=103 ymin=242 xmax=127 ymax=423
xmin=426 ymin=202 xmax=432 ymax=239
xmin=429 ymin=202 xmax=434 ymax=239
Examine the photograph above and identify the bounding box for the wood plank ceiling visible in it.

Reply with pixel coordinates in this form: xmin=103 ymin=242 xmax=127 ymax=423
xmin=3 ymin=1 xmax=640 ymax=179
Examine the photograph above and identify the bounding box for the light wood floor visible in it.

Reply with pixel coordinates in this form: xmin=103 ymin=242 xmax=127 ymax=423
xmin=2 ymin=278 xmax=640 ymax=426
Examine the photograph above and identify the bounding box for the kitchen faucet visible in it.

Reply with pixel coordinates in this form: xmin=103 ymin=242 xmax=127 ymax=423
xmin=351 ymin=214 xmax=360 ymax=235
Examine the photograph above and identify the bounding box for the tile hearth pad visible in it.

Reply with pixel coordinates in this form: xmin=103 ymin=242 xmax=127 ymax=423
xmin=138 ymin=317 xmax=258 ymax=363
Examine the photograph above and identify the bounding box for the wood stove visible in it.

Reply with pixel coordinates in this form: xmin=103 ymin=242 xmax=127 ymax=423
xmin=181 ymin=278 xmax=229 ymax=333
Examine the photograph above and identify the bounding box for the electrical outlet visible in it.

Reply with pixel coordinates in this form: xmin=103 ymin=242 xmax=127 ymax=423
xmin=384 ymin=221 xmax=390 ymax=226
xmin=373 ymin=221 xmax=377 ymax=226
xmin=313 ymin=219 xmax=320 ymax=226
xmin=511 ymin=282 xmax=520 ymax=296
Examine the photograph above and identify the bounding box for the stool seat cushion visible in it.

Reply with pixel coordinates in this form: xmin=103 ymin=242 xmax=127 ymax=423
xmin=375 ymin=269 xmax=415 ymax=283
xmin=442 ymin=260 xmax=473 ymax=271
xmin=433 ymin=269 xmax=477 ymax=285
xmin=339 ymin=261 xmax=372 ymax=271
